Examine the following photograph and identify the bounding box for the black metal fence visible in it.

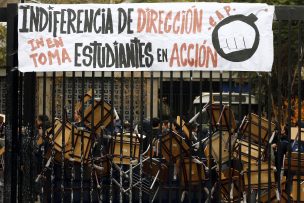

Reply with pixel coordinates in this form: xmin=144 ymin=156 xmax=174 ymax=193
xmin=0 ymin=4 xmax=304 ymax=203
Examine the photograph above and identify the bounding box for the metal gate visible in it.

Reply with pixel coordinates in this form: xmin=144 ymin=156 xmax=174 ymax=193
xmin=0 ymin=4 xmax=304 ymax=203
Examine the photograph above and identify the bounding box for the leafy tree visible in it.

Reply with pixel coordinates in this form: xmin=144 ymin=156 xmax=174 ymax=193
xmin=0 ymin=24 xmax=6 ymax=68
xmin=40 ymin=0 xmax=124 ymax=3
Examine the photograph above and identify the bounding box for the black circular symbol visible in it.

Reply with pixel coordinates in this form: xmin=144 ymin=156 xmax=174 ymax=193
xmin=212 ymin=14 xmax=260 ymax=62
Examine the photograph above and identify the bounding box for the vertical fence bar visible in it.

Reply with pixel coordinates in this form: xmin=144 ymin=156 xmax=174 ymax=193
xmin=218 ymin=71 xmax=222 ymax=203
xmin=4 ymin=68 xmax=18 ymax=202
xmin=228 ymin=71 xmax=232 ymax=203
xmin=4 ymin=4 xmax=18 ymax=203
xmin=130 ymin=72 xmax=134 ymax=203
xmin=61 ymin=72 xmax=66 ymax=203
xmin=267 ymin=72 xmax=271 ymax=203
xmin=51 ymin=72 xmax=56 ymax=203
xmin=119 ymin=71 xmax=124 ymax=203
xmin=296 ymin=20 xmax=303 ymax=203
xmin=208 ymin=71 xmax=213 ymax=203
xmin=198 ymin=71 xmax=203 ymax=203
xmin=276 ymin=19 xmax=285 ymax=202
xmin=275 ymin=18 xmax=284 ymax=203
xmin=41 ymin=72 xmax=47 ymax=202
xmin=248 ymin=73 xmax=252 ymax=202
xmin=138 ymin=72 xmax=142 ymax=203
xmin=178 ymin=71 xmax=183 ymax=203
xmin=257 ymin=74 xmax=262 ymax=203
xmin=286 ymin=18 xmax=292 ymax=203
xmin=169 ymin=71 xmax=174 ymax=203
xmin=101 ymin=71 xmax=105 ymax=202
xmin=17 ymin=72 xmax=23 ymax=203
xmin=188 ymin=71 xmax=193 ymax=202
xmin=81 ymin=71 xmax=85 ymax=203
xmin=27 ymin=72 xmax=36 ymax=202
xmin=148 ymin=71 xmax=153 ymax=202
xmin=140 ymin=71 xmax=144 ymax=203
xmin=158 ymin=71 xmax=163 ymax=203
xmin=158 ymin=72 xmax=163 ymax=202
xmin=71 ymin=71 xmax=75 ymax=203
xmin=149 ymin=72 xmax=153 ymax=202
xmin=238 ymin=72 xmax=243 ymax=203
xmin=90 ymin=71 xmax=95 ymax=203
xmin=110 ymin=71 xmax=114 ymax=203
xmin=129 ymin=71 xmax=132 ymax=202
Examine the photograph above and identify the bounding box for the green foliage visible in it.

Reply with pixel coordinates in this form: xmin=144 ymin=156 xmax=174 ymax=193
xmin=126 ymin=0 xmax=302 ymax=3
xmin=0 ymin=24 xmax=6 ymax=68
xmin=40 ymin=0 xmax=125 ymax=3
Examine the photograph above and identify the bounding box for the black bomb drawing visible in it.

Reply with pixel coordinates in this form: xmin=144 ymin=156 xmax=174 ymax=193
xmin=212 ymin=13 xmax=260 ymax=62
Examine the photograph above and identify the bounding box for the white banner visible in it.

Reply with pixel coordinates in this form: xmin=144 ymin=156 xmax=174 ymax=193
xmin=18 ymin=3 xmax=274 ymax=72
